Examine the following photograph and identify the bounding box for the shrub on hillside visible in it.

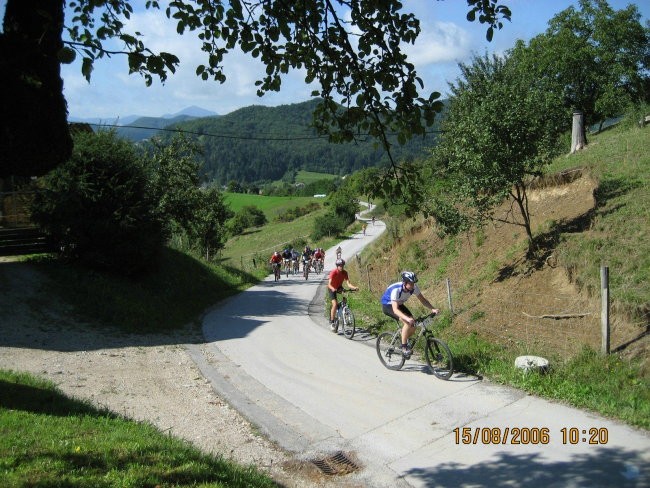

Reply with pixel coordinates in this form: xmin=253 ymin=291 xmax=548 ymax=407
xmin=32 ymin=131 xmax=165 ymax=274
xmin=311 ymin=212 xmax=346 ymax=240
xmin=228 ymin=205 xmax=267 ymax=236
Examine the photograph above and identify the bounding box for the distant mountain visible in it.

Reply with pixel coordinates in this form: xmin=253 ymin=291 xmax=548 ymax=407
xmin=162 ymin=106 xmax=218 ymax=119
xmin=116 ymin=114 xmax=218 ymax=142
xmin=68 ymin=115 xmax=138 ymax=126
xmin=68 ymin=106 xmax=219 ymax=137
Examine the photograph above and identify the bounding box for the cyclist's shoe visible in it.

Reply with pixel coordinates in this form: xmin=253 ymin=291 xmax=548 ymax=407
xmin=401 ymin=346 xmax=412 ymax=358
xmin=330 ymin=320 xmax=338 ymax=332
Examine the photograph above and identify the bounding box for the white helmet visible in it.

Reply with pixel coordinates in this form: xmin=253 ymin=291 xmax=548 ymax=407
xmin=401 ymin=271 xmax=418 ymax=283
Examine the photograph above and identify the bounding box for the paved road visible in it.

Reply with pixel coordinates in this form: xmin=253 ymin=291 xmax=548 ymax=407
xmin=187 ymin=216 xmax=649 ymax=487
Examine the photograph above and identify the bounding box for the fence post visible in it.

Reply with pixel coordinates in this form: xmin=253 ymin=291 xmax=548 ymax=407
xmin=446 ymin=278 xmax=454 ymax=316
xmin=366 ymin=265 xmax=371 ymax=292
xmin=601 ymin=265 xmax=610 ymax=355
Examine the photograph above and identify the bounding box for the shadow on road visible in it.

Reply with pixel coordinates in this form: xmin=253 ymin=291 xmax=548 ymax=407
xmin=405 ymin=448 xmax=647 ymax=487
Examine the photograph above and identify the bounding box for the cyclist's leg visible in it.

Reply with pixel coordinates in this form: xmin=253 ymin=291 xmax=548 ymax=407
xmin=398 ymin=305 xmax=416 ymax=345
xmin=328 ymin=289 xmax=338 ymax=322
xmin=382 ymin=303 xmax=414 ymax=346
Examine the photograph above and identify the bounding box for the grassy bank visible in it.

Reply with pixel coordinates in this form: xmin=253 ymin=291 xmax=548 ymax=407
xmin=0 ymin=370 xmax=275 ymax=487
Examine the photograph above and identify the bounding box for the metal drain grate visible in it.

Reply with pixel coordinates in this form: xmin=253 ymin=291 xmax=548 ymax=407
xmin=311 ymin=451 xmax=360 ymax=476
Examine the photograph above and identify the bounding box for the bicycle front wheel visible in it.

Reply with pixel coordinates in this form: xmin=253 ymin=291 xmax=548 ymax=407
xmin=425 ymin=337 xmax=454 ymax=380
xmin=376 ymin=332 xmax=405 ymax=370
xmin=341 ymin=307 xmax=355 ymax=339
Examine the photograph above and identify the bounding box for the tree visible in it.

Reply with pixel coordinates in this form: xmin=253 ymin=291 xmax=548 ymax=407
xmin=1 ymin=0 xmax=511 ymax=189
xmin=31 ymin=130 xmax=165 ymax=274
xmin=510 ymin=0 xmax=649 ymax=145
xmin=0 ymin=0 xmax=72 ymax=177
xmin=188 ymin=187 xmax=230 ymax=261
xmin=427 ymin=52 xmax=565 ymax=253
xmin=227 ymin=205 xmax=267 ymax=236
xmin=148 ymin=135 xmax=206 ymax=237
xmin=147 ymin=135 xmax=233 ymax=253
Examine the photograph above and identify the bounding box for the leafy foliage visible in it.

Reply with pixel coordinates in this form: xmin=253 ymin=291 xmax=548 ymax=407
xmin=31 ymin=131 xmax=165 ymax=274
xmin=425 ymin=52 xmax=565 ymax=250
xmin=187 ymin=186 xmax=230 ymax=260
xmin=511 ymin=0 xmax=649 ymax=137
xmin=147 ymin=135 xmax=232 ymax=259
xmin=228 ymin=205 xmax=268 ymax=235
xmin=311 ymin=183 xmax=358 ymax=240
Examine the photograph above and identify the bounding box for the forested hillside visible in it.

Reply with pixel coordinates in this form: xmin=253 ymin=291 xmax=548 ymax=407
xmin=154 ymin=99 xmax=443 ymax=185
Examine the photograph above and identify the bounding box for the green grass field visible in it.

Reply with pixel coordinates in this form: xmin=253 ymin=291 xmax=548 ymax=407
xmin=294 ymin=170 xmax=338 ymax=184
xmin=224 ymin=192 xmax=322 ymax=220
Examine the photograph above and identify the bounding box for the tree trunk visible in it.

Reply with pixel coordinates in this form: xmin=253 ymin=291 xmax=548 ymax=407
xmin=0 ymin=0 xmax=72 ymax=178
xmin=570 ymin=111 xmax=587 ymax=153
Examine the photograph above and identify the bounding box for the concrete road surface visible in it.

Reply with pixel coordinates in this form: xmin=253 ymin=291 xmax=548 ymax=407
xmin=188 ymin=214 xmax=649 ymax=487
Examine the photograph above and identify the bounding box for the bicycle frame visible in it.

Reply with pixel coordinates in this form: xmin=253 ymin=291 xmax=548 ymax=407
xmin=333 ymin=289 xmax=356 ymax=339
xmin=271 ymin=262 xmax=281 ymax=282
xmin=376 ymin=314 xmax=453 ymax=379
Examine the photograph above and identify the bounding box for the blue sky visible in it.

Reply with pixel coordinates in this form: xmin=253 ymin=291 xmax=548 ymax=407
xmin=1 ymin=1 xmax=648 ymax=120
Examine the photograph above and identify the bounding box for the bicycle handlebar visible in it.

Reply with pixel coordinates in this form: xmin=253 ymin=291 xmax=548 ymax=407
xmin=416 ymin=312 xmax=438 ymax=327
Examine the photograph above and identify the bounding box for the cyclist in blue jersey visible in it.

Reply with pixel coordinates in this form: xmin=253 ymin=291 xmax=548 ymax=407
xmin=381 ymin=271 xmax=438 ymax=358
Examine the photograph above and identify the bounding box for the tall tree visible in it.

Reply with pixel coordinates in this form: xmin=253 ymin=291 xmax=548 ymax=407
xmin=510 ymin=0 xmax=649 ymax=144
xmin=1 ymin=0 xmax=511 ymax=192
xmin=0 ymin=0 xmax=72 ymax=177
xmin=426 ymin=52 xmax=565 ymax=253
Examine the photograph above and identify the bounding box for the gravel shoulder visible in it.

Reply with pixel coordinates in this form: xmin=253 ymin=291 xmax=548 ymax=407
xmin=0 ymin=258 xmax=347 ymax=487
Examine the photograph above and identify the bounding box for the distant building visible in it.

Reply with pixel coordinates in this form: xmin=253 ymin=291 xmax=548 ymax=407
xmin=313 ymin=194 xmax=327 ymax=198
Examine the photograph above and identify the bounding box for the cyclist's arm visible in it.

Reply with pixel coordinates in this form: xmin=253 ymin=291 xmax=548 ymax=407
xmin=327 ymin=278 xmax=338 ymax=293
xmin=417 ymin=294 xmax=438 ymax=315
xmin=344 ymin=279 xmax=359 ymax=291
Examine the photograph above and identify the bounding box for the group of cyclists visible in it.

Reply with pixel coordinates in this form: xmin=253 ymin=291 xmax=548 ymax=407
xmin=268 ymin=246 xmax=326 ymax=279
xmin=268 ymin=216 xmax=438 ymax=358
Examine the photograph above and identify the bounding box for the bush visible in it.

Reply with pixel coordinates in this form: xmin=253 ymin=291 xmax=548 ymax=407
xmin=227 ymin=205 xmax=267 ymax=236
xmin=311 ymin=212 xmax=346 ymax=240
xmin=32 ymin=131 xmax=165 ymax=275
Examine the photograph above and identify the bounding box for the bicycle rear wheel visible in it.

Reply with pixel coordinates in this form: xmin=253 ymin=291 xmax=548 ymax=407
xmin=425 ymin=337 xmax=454 ymax=380
xmin=341 ymin=306 xmax=355 ymax=339
xmin=376 ymin=332 xmax=405 ymax=370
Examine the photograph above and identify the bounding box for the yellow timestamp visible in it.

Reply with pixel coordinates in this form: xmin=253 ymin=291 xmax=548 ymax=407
xmin=453 ymin=427 xmax=609 ymax=445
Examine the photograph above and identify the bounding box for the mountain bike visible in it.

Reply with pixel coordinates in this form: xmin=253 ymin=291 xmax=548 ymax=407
xmin=376 ymin=313 xmax=453 ymax=380
xmin=302 ymin=258 xmax=310 ymax=280
xmin=314 ymin=258 xmax=324 ymax=274
xmin=293 ymin=258 xmax=300 ymax=275
xmin=284 ymin=258 xmax=292 ymax=278
xmin=271 ymin=262 xmax=281 ymax=282
xmin=332 ymin=289 xmax=356 ymax=339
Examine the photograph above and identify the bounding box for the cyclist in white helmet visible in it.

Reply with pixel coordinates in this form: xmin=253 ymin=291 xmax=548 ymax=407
xmin=380 ymin=271 xmax=439 ymax=358
xmin=327 ymin=258 xmax=359 ymax=332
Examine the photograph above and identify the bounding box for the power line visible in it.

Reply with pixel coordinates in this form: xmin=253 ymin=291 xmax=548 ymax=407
xmin=84 ymin=122 xmax=443 ymax=142
xmin=87 ymin=123 xmax=324 ymax=141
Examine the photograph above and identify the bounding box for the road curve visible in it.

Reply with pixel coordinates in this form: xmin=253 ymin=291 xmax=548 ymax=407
xmin=188 ymin=214 xmax=650 ymax=487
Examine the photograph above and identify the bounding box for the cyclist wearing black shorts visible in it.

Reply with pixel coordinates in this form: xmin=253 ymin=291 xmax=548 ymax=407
xmin=381 ymin=271 xmax=438 ymax=357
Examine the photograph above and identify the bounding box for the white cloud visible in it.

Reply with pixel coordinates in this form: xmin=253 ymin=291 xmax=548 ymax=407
xmin=404 ymin=22 xmax=471 ymax=65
